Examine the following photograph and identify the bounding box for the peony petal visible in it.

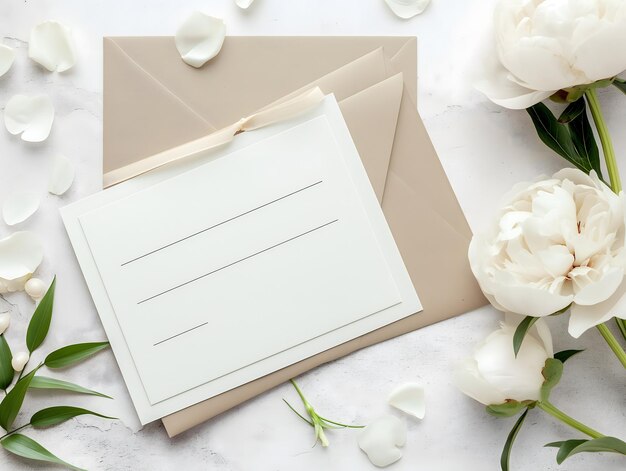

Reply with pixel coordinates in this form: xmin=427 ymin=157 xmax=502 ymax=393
xmin=573 ymin=267 xmax=624 ymax=306
xmin=48 ymin=154 xmax=75 ymax=196
xmin=573 ymin=24 xmax=626 ymax=82
xmin=2 ymin=192 xmax=40 ymax=226
xmin=569 ymin=279 xmax=626 ymax=338
xmin=475 ymin=48 xmax=554 ymax=109
xmin=499 ymin=37 xmax=586 ymax=91
xmin=4 ymin=94 xmax=55 ymax=142
xmin=29 ymin=20 xmax=76 ymax=72
xmin=531 ymin=318 xmax=554 ymax=359
xmin=387 ymin=383 xmax=425 ymax=419
xmin=0 ymin=44 xmax=15 ymax=77
xmin=492 ymin=280 xmax=573 ymax=317
xmin=554 ymin=168 xmax=597 ymax=187
xmin=383 ymin=0 xmax=431 ymax=19
xmin=0 ymin=232 xmax=43 ymax=292
xmin=175 ymin=12 xmax=226 ymax=68
xmin=357 ymin=416 xmax=406 ymax=468
xmin=235 ymin=0 xmax=255 ymax=8
xmin=453 ymin=358 xmax=508 ymax=406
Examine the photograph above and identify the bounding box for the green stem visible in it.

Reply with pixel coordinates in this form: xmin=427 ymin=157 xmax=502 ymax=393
xmin=616 ymin=318 xmax=626 ymax=343
xmin=596 ymin=324 xmax=626 ymax=368
xmin=586 ymin=88 xmax=621 ymax=193
xmin=0 ymin=423 xmax=30 ymax=441
xmin=538 ymin=402 xmax=603 ymax=439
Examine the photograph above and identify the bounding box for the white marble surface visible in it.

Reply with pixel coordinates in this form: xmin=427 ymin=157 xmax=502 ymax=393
xmin=0 ymin=0 xmax=625 ymax=470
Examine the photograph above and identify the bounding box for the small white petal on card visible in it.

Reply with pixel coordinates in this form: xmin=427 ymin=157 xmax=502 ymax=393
xmin=384 ymin=0 xmax=431 ymax=19
xmin=388 ymin=382 xmax=425 ymax=419
xmin=0 ymin=44 xmax=15 ymax=77
xmin=358 ymin=416 xmax=406 ymax=467
xmin=235 ymin=0 xmax=255 ymax=8
xmin=0 ymin=231 xmax=43 ymax=292
xmin=176 ymin=12 xmax=226 ymax=68
xmin=2 ymin=192 xmax=40 ymax=226
xmin=48 ymin=154 xmax=75 ymax=195
xmin=29 ymin=20 xmax=77 ymax=72
xmin=4 ymin=94 xmax=55 ymax=142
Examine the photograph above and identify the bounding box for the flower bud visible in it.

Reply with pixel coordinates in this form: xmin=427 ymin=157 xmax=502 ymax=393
xmin=11 ymin=351 xmax=30 ymax=372
xmin=25 ymin=277 xmax=46 ymax=299
xmin=0 ymin=313 xmax=9 ymax=334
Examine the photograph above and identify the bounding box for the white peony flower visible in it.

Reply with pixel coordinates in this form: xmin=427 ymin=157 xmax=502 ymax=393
xmin=470 ymin=168 xmax=626 ymax=337
xmin=477 ymin=0 xmax=626 ymax=109
xmin=454 ymin=314 xmax=554 ymax=405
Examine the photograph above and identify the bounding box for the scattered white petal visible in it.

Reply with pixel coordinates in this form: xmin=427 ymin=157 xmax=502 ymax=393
xmin=0 ymin=44 xmax=15 ymax=77
xmin=0 ymin=313 xmax=10 ymax=335
xmin=29 ymin=20 xmax=76 ymax=72
xmin=175 ymin=12 xmax=226 ymax=68
xmin=2 ymin=192 xmax=40 ymax=226
xmin=384 ymin=0 xmax=431 ymax=19
xmin=4 ymin=94 xmax=55 ymax=142
xmin=25 ymin=278 xmax=46 ymax=300
xmin=0 ymin=231 xmax=43 ymax=293
xmin=48 ymin=154 xmax=75 ymax=195
xmin=11 ymin=351 xmax=29 ymax=372
xmin=358 ymin=416 xmax=406 ymax=467
xmin=388 ymin=383 xmax=425 ymax=419
xmin=235 ymin=0 xmax=255 ymax=8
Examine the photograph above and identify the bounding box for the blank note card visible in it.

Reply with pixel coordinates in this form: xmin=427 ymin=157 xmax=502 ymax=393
xmin=63 ymin=96 xmax=421 ymax=423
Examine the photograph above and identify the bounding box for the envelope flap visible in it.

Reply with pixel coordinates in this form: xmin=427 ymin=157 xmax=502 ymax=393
xmin=104 ymin=38 xmax=214 ymax=175
xmin=339 ymin=74 xmax=404 ymax=203
xmin=110 ymin=37 xmax=417 ymax=129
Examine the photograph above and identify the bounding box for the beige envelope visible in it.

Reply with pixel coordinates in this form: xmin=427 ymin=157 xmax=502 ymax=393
xmin=103 ymin=37 xmax=486 ymax=436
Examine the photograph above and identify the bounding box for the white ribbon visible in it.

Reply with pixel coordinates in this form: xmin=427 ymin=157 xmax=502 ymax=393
xmin=103 ymin=87 xmax=326 ymax=188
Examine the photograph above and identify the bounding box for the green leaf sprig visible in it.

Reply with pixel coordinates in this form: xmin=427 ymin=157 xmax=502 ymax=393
xmin=0 ymin=277 xmax=114 ymax=470
xmin=283 ymin=379 xmax=363 ymax=447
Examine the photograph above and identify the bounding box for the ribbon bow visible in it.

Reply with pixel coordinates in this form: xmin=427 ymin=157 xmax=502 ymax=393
xmin=103 ymin=87 xmax=326 ymax=188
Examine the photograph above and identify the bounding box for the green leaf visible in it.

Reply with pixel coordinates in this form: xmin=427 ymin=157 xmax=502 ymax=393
xmin=0 ymin=366 xmax=40 ymax=430
xmin=500 ymin=408 xmax=529 ymax=471
xmin=558 ymin=99 xmax=585 ymax=123
xmin=513 ymin=316 xmax=539 ymax=357
xmin=570 ymin=98 xmax=601 ymax=177
xmin=527 ymin=103 xmax=581 ymax=162
xmin=29 ymin=376 xmax=111 ymax=399
xmin=30 ymin=406 xmax=115 ymax=428
xmin=0 ymin=433 xmax=85 ymax=470
xmin=487 ymin=400 xmax=534 ymax=418
xmin=540 ymin=358 xmax=564 ymax=402
xmin=0 ymin=334 xmax=14 ymax=390
xmin=546 ymin=439 xmax=587 ymax=464
xmin=613 ymin=79 xmax=626 ymax=95
xmin=44 ymin=341 xmax=109 ymax=369
xmin=526 ymin=103 xmax=602 ymax=178
xmin=553 ymin=349 xmax=584 ymax=364
xmin=546 ymin=437 xmax=626 ymax=464
xmin=26 ymin=276 xmax=56 ymax=353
